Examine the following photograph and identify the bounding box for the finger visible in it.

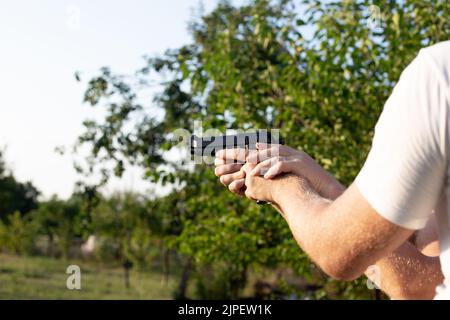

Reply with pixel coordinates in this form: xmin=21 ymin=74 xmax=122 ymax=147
xmin=246 ymin=147 xmax=281 ymax=164
xmin=229 ymin=178 xmax=245 ymax=195
xmin=215 ymin=157 xmax=244 ymax=166
xmin=214 ymin=162 xmax=243 ymax=175
xmin=216 ymin=148 xmax=248 ymax=163
xmin=264 ymin=160 xmax=294 ymax=179
xmin=243 ymin=175 xmax=260 ymax=200
xmin=214 ymin=157 xmax=225 ymax=166
xmin=249 ymin=157 xmax=280 ymax=176
xmin=219 ymin=170 xmax=245 ymax=186
xmin=246 ymin=149 xmax=258 ymax=164
xmin=214 ymin=163 xmax=243 ymax=177
xmin=244 ymin=184 xmax=255 ymax=200
xmin=257 ymin=143 xmax=296 ymax=158
xmin=256 ymin=142 xmax=277 ymax=150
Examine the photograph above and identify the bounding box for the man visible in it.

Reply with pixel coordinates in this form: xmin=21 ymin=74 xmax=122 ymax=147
xmin=214 ymin=41 xmax=450 ymax=299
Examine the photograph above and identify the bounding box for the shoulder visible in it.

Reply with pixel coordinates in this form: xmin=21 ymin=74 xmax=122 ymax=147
xmin=415 ymin=41 xmax=450 ymax=88
xmin=419 ymin=41 xmax=450 ymax=61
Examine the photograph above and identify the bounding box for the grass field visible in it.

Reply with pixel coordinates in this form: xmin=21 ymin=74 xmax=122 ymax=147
xmin=0 ymin=254 xmax=178 ymax=299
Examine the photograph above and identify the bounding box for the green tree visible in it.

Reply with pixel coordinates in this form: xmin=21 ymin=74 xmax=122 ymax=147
xmin=91 ymin=192 xmax=166 ymax=287
xmin=31 ymin=196 xmax=84 ymax=258
xmin=0 ymin=211 xmax=36 ymax=255
xmin=0 ymin=151 xmax=39 ymax=220
xmin=0 ymin=150 xmax=5 ymax=177
xmin=76 ymin=0 xmax=450 ymax=299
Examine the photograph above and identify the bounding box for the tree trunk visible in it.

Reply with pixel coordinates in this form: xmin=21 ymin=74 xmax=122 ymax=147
xmin=231 ymin=266 xmax=247 ymax=299
xmin=175 ymin=257 xmax=192 ymax=300
xmin=123 ymin=260 xmax=133 ymax=289
xmin=47 ymin=234 xmax=54 ymax=257
xmin=124 ymin=267 xmax=130 ymax=288
xmin=163 ymin=248 xmax=170 ymax=285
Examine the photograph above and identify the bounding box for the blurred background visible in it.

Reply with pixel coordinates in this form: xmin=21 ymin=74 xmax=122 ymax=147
xmin=0 ymin=0 xmax=448 ymax=299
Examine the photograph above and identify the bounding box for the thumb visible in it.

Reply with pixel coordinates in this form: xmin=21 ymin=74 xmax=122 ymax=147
xmin=242 ymin=162 xmax=257 ymax=174
xmin=256 ymin=142 xmax=272 ymax=150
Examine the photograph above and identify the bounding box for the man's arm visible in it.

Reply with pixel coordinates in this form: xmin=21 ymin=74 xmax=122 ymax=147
xmin=413 ymin=215 xmax=440 ymax=257
xmin=244 ymin=171 xmax=414 ymax=280
xmin=367 ymin=215 xmax=442 ymax=299
xmin=367 ymin=241 xmax=443 ymax=299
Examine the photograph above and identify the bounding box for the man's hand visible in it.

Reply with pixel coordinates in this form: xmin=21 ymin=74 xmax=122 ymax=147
xmin=214 ymin=148 xmax=248 ymax=195
xmin=241 ymin=162 xmax=276 ymax=203
xmin=247 ymin=143 xmax=344 ymax=200
xmin=214 ymin=143 xmax=314 ymax=196
xmin=215 ymin=143 xmax=345 ymax=200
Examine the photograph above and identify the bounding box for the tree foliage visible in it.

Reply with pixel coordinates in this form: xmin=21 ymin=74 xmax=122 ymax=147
xmin=0 ymin=151 xmax=39 ymax=220
xmin=31 ymin=196 xmax=86 ymax=257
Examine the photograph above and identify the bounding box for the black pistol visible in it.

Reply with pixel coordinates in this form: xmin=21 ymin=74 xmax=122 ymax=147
xmin=190 ymin=130 xmax=283 ymax=159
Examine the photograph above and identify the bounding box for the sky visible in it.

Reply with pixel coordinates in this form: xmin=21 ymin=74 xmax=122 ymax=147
xmin=0 ymin=0 xmax=230 ymax=199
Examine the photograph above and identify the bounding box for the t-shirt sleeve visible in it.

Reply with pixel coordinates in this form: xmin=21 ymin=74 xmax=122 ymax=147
xmin=355 ymin=49 xmax=449 ymax=230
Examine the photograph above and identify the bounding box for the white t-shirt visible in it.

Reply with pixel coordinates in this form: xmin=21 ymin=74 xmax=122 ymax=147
xmin=355 ymin=41 xmax=450 ymax=299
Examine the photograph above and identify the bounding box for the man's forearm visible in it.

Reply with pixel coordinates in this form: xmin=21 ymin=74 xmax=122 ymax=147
xmin=367 ymin=216 xmax=442 ymax=299
xmin=270 ymin=174 xmax=350 ymax=278
xmin=367 ymin=241 xmax=443 ymax=299
xmin=271 ymin=175 xmax=412 ymax=280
